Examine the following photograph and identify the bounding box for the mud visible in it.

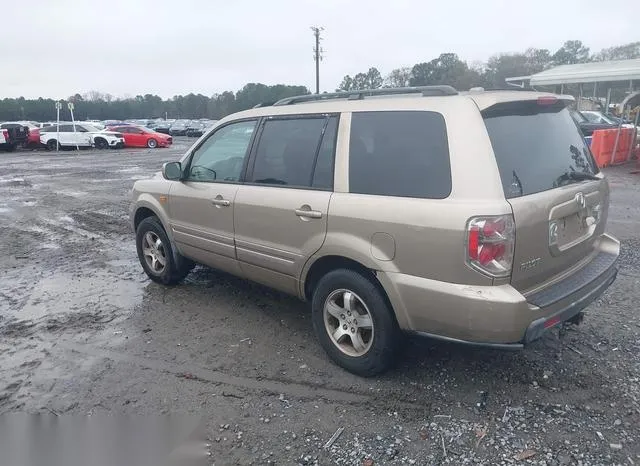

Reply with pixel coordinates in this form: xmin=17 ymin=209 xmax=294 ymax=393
xmin=1 ymin=144 xmax=639 ymax=465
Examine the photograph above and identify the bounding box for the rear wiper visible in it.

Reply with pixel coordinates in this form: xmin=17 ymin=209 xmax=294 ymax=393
xmin=555 ymin=171 xmax=600 ymax=186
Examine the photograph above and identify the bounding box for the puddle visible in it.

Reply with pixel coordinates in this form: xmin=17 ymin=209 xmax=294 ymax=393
xmin=0 ymin=207 xmax=13 ymax=214
xmin=16 ymin=270 xmax=144 ymax=321
xmin=57 ymin=191 xmax=88 ymax=198
xmin=59 ymin=216 xmax=74 ymax=223
xmin=22 ymin=200 xmax=37 ymax=206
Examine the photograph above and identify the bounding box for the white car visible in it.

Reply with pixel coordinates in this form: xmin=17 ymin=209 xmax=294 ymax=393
xmin=40 ymin=124 xmax=124 ymax=150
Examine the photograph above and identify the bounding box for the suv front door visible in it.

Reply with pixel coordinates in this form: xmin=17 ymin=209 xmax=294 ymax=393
xmin=168 ymin=119 xmax=257 ymax=276
xmin=234 ymin=114 xmax=338 ymax=295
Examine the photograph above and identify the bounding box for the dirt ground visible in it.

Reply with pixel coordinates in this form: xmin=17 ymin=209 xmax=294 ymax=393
xmin=1 ymin=141 xmax=639 ymax=465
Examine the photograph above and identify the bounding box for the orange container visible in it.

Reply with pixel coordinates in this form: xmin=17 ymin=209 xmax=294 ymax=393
xmin=590 ymin=129 xmax=614 ymax=168
xmin=612 ymin=128 xmax=633 ymax=165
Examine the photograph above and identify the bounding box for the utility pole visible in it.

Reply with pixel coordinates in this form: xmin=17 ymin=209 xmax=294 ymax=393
xmin=311 ymin=26 xmax=324 ymax=94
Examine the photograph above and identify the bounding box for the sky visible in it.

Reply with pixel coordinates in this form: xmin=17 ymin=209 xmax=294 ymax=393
xmin=1 ymin=0 xmax=636 ymax=99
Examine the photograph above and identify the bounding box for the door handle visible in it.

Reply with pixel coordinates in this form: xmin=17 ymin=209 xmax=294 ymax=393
xmin=211 ymin=198 xmax=230 ymax=207
xmin=295 ymin=208 xmax=322 ymax=219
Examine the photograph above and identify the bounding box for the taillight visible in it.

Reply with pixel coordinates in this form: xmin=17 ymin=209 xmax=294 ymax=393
xmin=1 ymin=129 xmax=8 ymax=140
xmin=466 ymin=215 xmax=515 ymax=278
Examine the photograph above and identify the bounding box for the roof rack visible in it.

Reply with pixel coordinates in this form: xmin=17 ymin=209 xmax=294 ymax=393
xmin=252 ymin=102 xmax=277 ymax=108
xmin=272 ymin=85 xmax=458 ymax=106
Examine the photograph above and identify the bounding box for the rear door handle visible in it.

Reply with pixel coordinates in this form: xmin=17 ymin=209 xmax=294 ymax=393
xmin=211 ymin=197 xmax=231 ymax=207
xmin=295 ymin=208 xmax=322 ymax=219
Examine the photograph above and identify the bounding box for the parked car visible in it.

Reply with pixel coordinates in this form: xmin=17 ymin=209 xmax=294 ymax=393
xmin=74 ymin=123 xmax=125 ymax=149
xmin=570 ymin=110 xmax=618 ymax=136
xmin=169 ymin=120 xmax=190 ymax=136
xmin=0 ymin=127 xmax=12 ymax=151
xmin=40 ymin=124 xmax=124 ymax=150
xmin=130 ymin=87 xmax=619 ymax=376
xmin=0 ymin=123 xmax=29 ymax=150
xmin=580 ymin=111 xmax=640 ymax=143
xmin=151 ymin=121 xmax=172 ymax=134
xmin=40 ymin=124 xmax=92 ymax=150
xmin=185 ymin=121 xmax=206 ymax=137
xmin=108 ymin=125 xmax=172 ymax=148
xmin=3 ymin=121 xmax=41 ymax=149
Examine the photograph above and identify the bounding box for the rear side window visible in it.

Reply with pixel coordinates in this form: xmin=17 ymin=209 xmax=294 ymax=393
xmin=483 ymin=101 xmax=598 ymax=199
xmin=349 ymin=111 xmax=451 ymax=199
xmin=250 ymin=117 xmax=327 ymax=188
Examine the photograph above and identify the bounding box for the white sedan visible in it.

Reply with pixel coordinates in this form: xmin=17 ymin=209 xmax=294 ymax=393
xmin=40 ymin=124 xmax=125 ymax=150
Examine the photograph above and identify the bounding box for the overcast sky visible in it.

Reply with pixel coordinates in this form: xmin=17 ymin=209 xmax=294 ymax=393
xmin=1 ymin=0 xmax=636 ymax=99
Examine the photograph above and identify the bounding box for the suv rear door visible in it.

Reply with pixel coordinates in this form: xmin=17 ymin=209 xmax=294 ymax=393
xmin=482 ymin=98 xmax=608 ymax=293
xmin=233 ymin=114 xmax=338 ymax=296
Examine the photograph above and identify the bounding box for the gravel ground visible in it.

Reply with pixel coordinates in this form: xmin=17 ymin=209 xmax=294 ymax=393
xmin=0 ymin=142 xmax=639 ymax=465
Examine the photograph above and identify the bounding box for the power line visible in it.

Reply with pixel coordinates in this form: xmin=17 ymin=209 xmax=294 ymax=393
xmin=311 ymin=26 xmax=324 ymax=94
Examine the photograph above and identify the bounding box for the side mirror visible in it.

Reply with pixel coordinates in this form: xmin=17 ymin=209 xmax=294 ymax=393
xmin=162 ymin=162 xmax=182 ymax=181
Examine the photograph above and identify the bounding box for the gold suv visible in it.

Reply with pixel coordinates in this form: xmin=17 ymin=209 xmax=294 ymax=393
xmin=131 ymin=87 xmax=619 ymax=376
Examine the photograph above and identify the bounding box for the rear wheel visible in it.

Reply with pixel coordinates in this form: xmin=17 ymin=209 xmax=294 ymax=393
xmin=147 ymin=138 xmax=158 ymax=148
xmin=46 ymin=139 xmax=59 ymax=151
xmin=94 ymin=137 xmax=108 ymax=149
xmin=136 ymin=216 xmax=194 ymax=285
xmin=311 ymin=269 xmax=400 ymax=376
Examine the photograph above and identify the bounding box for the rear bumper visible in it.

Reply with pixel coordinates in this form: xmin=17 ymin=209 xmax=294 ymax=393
xmin=379 ymin=233 xmax=619 ymax=347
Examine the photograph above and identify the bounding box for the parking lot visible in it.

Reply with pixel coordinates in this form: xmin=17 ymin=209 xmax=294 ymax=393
xmin=0 ymin=139 xmax=639 ymax=465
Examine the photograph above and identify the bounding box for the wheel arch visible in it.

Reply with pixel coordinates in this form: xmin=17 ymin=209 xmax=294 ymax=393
xmin=132 ymin=199 xmax=182 ymax=264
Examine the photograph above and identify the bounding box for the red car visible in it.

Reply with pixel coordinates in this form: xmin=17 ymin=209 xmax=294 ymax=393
xmin=108 ymin=125 xmax=172 ymax=149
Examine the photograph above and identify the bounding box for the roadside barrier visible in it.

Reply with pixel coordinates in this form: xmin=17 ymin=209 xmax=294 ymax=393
xmin=590 ymin=128 xmax=635 ymax=168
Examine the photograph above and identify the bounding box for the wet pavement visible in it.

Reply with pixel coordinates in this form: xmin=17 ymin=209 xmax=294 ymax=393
xmin=1 ymin=142 xmax=639 ymax=465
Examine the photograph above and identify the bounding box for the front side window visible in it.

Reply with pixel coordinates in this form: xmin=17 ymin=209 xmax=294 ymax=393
xmin=250 ymin=117 xmax=327 ymax=187
xmin=349 ymin=111 xmax=451 ymax=199
xmin=186 ymin=120 xmax=256 ymax=182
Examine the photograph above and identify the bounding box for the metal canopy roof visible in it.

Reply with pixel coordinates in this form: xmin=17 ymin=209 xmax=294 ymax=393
xmin=527 ymin=59 xmax=640 ymax=86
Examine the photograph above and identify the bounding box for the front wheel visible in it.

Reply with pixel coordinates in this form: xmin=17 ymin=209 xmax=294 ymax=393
xmin=311 ymin=269 xmax=400 ymax=376
xmin=135 ymin=216 xmax=194 ymax=285
xmin=147 ymin=138 xmax=158 ymax=148
xmin=46 ymin=139 xmax=59 ymax=151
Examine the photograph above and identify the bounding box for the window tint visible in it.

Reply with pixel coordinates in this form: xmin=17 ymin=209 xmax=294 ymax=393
xmin=250 ymin=117 xmax=326 ymax=187
xmin=349 ymin=111 xmax=451 ymax=199
xmin=187 ymin=120 xmax=256 ymax=182
xmin=75 ymin=126 xmax=88 ymax=132
xmin=483 ymin=102 xmax=598 ymax=199
xmin=312 ymin=116 xmax=338 ymax=190
xmin=58 ymin=125 xmax=74 ymax=132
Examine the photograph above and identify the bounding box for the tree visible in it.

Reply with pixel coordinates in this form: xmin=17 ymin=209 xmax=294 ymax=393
xmin=337 ymin=67 xmax=383 ymax=91
xmin=410 ymin=53 xmax=482 ymax=90
xmin=384 ymin=67 xmax=412 ymax=88
xmin=552 ymin=40 xmax=590 ymax=65
xmin=593 ymin=42 xmax=640 ymax=61
xmin=484 ymin=48 xmax=551 ymax=88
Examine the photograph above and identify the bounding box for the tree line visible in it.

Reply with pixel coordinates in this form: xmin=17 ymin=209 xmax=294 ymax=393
xmin=338 ymin=41 xmax=640 ymax=92
xmin=1 ymin=40 xmax=638 ymax=122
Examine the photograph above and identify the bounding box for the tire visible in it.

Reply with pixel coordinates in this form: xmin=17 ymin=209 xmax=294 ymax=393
xmin=94 ymin=137 xmax=108 ymax=149
xmin=5 ymin=143 xmax=17 ymax=152
xmin=136 ymin=216 xmax=194 ymax=285
xmin=147 ymin=138 xmax=158 ymax=149
xmin=46 ymin=139 xmax=59 ymax=151
xmin=311 ymin=269 xmax=400 ymax=376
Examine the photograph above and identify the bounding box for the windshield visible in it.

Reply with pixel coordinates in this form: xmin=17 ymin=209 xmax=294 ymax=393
xmin=82 ymin=125 xmax=100 ymax=132
xmin=483 ymin=101 xmax=598 ymax=199
xmin=570 ymin=110 xmax=587 ymax=123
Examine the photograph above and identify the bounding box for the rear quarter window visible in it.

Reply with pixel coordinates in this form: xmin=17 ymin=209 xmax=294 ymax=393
xmin=348 ymin=111 xmax=451 ymax=199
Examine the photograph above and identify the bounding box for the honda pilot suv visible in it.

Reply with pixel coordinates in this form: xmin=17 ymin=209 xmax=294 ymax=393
xmin=130 ymin=86 xmax=619 ymax=376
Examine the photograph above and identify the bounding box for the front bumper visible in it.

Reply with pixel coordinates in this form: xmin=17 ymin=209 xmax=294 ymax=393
xmin=379 ymin=233 xmax=619 ymax=347
xmin=110 ymin=138 xmax=125 ymax=148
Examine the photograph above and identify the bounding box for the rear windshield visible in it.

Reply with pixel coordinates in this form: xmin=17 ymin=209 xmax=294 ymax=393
xmin=483 ymin=101 xmax=598 ymax=199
